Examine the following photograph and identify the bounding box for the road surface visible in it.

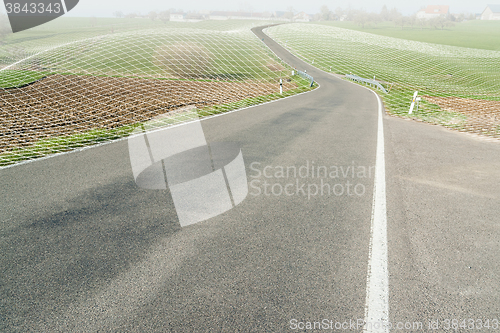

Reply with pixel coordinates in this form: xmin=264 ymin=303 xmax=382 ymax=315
xmin=0 ymin=25 xmax=499 ymax=332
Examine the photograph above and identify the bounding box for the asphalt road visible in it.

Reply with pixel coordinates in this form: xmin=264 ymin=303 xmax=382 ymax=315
xmin=1 ymin=25 xmax=499 ymax=332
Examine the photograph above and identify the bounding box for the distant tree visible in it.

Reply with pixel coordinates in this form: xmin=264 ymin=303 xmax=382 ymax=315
xmin=369 ymin=12 xmax=381 ymax=26
xmin=429 ymin=17 xmax=439 ymax=29
xmin=388 ymin=9 xmax=405 ymax=29
xmin=149 ymin=11 xmax=158 ymax=21
xmin=388 ymin=8 xmax=402 ymax=22
xmin=380 ymin=5 xmax=389 ymax=21
xmin=429 ymin=17 xmax=452 ymax=30
xmin=444 ymin=20 xmax=455 ymax=29
xmin=125 ymin=12 xmax=137 ymax=19
xmin=311 ymin=13 xmax=321 ymax=21
xmin=113 ymin=11 xmax=124 ymax=18
xmin=353 ymin=10 xmax=369 ymax=28
xmin=335 ymin=7 xmax=344 ymax=20
xmin=416 ymin=18 xmax=426 ymax=30
xmin=344 ymin=9 xmax=356 ymax=21
xmin=429 ymin=16 xmax=453 ymax=30
xmin=283 ymin=6 xmax=295 ymax=20
xmin=320 ymin=5 xmax=331 ymax=21
xmin=394 ymin=15 xmax=406 ymax=29
xmin=437 ymin=17 xmax=447 ymax=30
xmin=158 ymin=10 xmax=170 ymax=23
xmin=408 ymin=14 xmax=417 ymax=29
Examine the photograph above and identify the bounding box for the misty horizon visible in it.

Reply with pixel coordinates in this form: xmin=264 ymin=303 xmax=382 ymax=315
xmin=1 ymin=0 xmax=488 ymax=17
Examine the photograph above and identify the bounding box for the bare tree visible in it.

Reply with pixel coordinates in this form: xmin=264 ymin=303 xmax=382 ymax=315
xmin=429 ymin=16 xmax=452 ymax=30
xmin=444 ymin=20 xmax=455 ymax=29
xmin=113 ymin=11 xmax=124 ymax=18
xmin=335 ymin=7 xmax=344 ymax=20
xmin=369 ymin=12 xmax=381 ymax=27
xmin=389 ymin=10 xmax=405 ymax=29
xmin=380 ymin=5 xmax=389 ymax=21
xmin=320 ymin=5 xmax=331 ymax=21
xmin=397 ymin=16 xmax=407 ymax=29
xmin=416 ymin=18 xmax=426 ymax=30
xmin=408 ymin=14 xmax=417 ymax=29
xmin=148 ymin=11 xmax=158 ymax=21
xmin=153 ymin=42 xmax=213 ymax=79
xmin=455 ymin=13 xmax=465 ymax=22
xmin=283 ymin=6 xmax=295 ymax=20
xmin=388 ymin=8 xmax=402 ymax=22
xmin=158 ymin=10 xmax=170 ymax=23
xmin=353 ymin=10 xmax=369 ymax=28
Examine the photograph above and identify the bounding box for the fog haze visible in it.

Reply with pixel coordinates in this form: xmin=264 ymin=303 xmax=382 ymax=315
xmin=66 ymin=0 xmax=490 ymax=17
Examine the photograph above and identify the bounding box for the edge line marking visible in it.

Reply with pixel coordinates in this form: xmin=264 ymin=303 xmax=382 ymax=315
xmin=364 ymin=91 xmax=389 ymax=333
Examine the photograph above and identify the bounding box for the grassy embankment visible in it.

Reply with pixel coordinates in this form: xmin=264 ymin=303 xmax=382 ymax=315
xmin=266 ymin=22 xmax=500 ymax=133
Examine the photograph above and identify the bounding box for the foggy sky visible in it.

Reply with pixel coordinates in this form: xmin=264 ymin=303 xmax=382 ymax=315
xmin=66 ymin=0 xmax=491 ymax=17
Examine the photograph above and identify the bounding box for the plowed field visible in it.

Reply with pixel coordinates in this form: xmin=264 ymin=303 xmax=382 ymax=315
xmin=424 ymin=96 xmax=500 ymax=137
xmin=0 ymin=74 xmax=295 ymax=153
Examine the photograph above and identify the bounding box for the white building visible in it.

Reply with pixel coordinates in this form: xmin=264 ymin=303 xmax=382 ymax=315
xmin=207 ymin=11 xmax=291 ymax=21
xmin=293 ymin=12 xmax=311 ymax=22
xmin=169 ymin=13 xmax=185 ymax=22
xmin=169 ymin=12 xmax=205 ymax=22
xmin=416 ymin=5 xmax=450 ymax=20
xmin=481 ymin=4 xmax=500 ymax=20
xmin=208 ymin=11 xmax=278 ymax=21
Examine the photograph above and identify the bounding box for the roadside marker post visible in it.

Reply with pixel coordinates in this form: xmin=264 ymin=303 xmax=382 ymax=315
xmin=280 ymin=78 xmax=283 ymax=94
xmin=409 ymin=91 xmax=418 ymax=114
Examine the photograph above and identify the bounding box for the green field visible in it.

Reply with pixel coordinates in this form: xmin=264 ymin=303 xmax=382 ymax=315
xmin=266 ymin=23 xmax=500 ymax=134
xmin=0 ymin=69 xmax=49 ymax=88
xmin=0 ymin=18 xmax=270 ymax=53
xmin=0 ymin=19 xmax=287 ymax=87
xmin=320 ymin=20 xmax=500 ymax=51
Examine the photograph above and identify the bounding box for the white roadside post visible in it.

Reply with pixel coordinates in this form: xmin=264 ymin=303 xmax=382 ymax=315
xmin=409 ymin=91 xmax=418 ymax=114
xmin=416 ymin=97 xmax=421 ymax=112
xmin=280 ymin=78 xmax=283 ymax=94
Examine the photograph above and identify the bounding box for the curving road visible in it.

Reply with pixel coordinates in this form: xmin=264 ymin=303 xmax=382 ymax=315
xmin=1 ymin=25 xmax=499 ymax=332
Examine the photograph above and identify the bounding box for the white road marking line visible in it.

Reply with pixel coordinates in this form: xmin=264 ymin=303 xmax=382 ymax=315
xmin=364 ymin=91 xmax=389 ymax=333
